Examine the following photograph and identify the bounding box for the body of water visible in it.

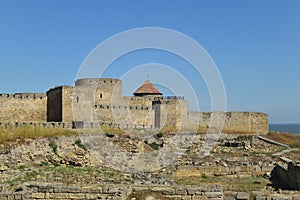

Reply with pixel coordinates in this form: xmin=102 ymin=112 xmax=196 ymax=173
xmin=269 ymin=123 xmax=300 ymax=134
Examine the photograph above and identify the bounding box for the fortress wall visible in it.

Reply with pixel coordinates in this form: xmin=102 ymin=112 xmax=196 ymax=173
xmin=186 ymin=111 xmax=201 ymax=127
xmin=72 ymin=85 xmax=95 ymax=123
xmin=186 ymin=111 xmax=268 ymax=133
xmin=223 ymin=112 xmax=268 ymax=133
xmin=161 ymin=99 xmax=188 ymax=128
xmin=128 ymin=106 xmax=154 ymax=127
xmin=251 ymin=112 xmax=268 ymax=133
xmin=47 ymin=87 xmax=63 ymax=122
xmin=75 ymin=78 xmax=123 ymax=105
xmin=62 ymin=86 xmax=74 ymax=122
xmin=123 ymin=96 xmax=161 ymax=106
xmin=96 ymin=79 xmax=123 ymax=105
xmin=94 ymin=105 xmax=154 ymax=127
xmin=223 ymin=112 xmax=252 ymax=132
xmin=47 ymin=86 xmax=74 ymax=122
xmin=0 ymin=93 xmax=46 ymax=122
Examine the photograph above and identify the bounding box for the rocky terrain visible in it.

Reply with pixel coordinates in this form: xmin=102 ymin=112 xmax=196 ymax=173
xmin=1 ymin=129 xmax=300 ymax=199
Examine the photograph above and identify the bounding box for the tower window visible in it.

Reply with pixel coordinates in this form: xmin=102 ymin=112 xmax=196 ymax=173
xmin=76 ymin=96 xmax=79 ymax=103
xmin=100 ymin=94 xmax=103 ymax=99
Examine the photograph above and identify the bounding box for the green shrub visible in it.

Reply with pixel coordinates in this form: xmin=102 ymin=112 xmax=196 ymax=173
xmin=49 ymin=140 xmax=58 ymax=155
xmin=149 ymin=142 xmax=160 ymax=150
xmin=74 ymin=139 xmax=87 ymax=151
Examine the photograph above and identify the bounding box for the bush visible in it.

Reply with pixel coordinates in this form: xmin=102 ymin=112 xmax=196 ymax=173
xmin=156 ymin=132 xmax=163 ymax=138
xmin=74 ymin=139 xmax=87 ymax=151
xmin=49 ymin=140 xmax=58 ymax=155
xmin=149 ymin=142 xmax=160 ymax=150
xmin=201 ymin=173 xmax=207 ymax=179
xmin=144 ymin=141 xmax=163 ymax=150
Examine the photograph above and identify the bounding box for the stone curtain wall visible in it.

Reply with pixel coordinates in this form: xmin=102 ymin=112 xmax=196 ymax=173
xmin=160 ymin=99 xmax=188 ymax=128
xmin=47 ymin=87 xmax=63 ymax=122
xmin=47 ymin=86 xmax=74 ymax=122
xmin=94 ymin=105 xmax=154 ymax=127
xmin=187 ymin=111 xmax=268 ymax=134
xmin=0 ymin=93 xmax=46 ymax=123
xmin=62 ymin=86 xmax=74 ymax=122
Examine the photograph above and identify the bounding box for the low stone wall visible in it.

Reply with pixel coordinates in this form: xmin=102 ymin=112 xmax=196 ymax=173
xmin=0 ymin=121 xmax=156 ymax=130
xmin=0 ymin=182 xmax=223 ymax=200
xmin=0 ymin=122 xmax=73 ymax=129
xmin=3 ymin=182 xmax=300 ymax=200
xmin=175 ymin=164 xmax=274 ymax=178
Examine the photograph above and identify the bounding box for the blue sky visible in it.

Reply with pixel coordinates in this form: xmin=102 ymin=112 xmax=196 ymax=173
xmin=0 ymin=1 xmax=299 ymax=123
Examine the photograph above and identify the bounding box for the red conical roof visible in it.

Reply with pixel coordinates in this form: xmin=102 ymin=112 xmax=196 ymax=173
xmin=134 ymin=79 xmax=162 ymax=96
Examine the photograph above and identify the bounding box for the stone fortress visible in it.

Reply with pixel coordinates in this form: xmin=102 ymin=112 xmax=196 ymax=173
xmin=0 ymin=78 xmax=268 ymax=133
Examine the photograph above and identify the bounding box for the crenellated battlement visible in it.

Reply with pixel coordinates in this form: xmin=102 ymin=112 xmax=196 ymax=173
xmin=0 ymin=93 xmax=46 ymax=100
xmin=94 ymin=104 xmax=151 ymax=110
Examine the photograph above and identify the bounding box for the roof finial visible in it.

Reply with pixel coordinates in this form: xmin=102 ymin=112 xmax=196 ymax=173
xmin=147 ymin=75 xmax=150 ymax=80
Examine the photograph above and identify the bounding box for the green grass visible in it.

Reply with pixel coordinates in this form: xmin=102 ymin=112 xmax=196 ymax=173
xmin=17 ymin=164 xmax=27 ymax=170
xmin=148 ymin=142 xmax=160 ymax=150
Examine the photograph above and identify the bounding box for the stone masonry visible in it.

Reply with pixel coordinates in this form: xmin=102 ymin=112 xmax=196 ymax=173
xmin=0 ymin=78 xmax=268 ymax=133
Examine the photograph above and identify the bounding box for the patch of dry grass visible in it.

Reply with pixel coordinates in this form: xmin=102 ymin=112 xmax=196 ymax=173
xmin=0 ymin=125 xmax=76 ymax=144
xmin=99 ymin=126 xmax=125 ymax=135
xmin=265 ymin=131 xmax=300 ymax=146
xmin=159 ymin=125 xmax=178 ymax=134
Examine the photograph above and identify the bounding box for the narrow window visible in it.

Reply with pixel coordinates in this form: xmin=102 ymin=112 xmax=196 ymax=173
xmin=76 ymin=96 xmax=79 ymax=103
xmin=100 ymin=94 xmax=103 ymax=99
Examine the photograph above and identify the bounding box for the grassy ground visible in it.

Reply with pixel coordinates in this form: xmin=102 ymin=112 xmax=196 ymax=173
xmin=0 ymin=125 xmax=127 ymax=147
xmin=3 ymin=165 xmax=121 ymax=186
xmin=265 ymin=131 xmax=300 ymax=148
xmin=0 ymin=125 xmax=76 ymax=145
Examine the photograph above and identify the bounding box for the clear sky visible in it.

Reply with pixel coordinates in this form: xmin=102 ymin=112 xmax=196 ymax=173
xmin=0 ymin=1 xmax=299 ymax=123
